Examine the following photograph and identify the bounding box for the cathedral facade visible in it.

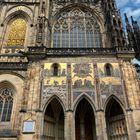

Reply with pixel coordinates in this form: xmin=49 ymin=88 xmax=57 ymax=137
xmin=0 ymin=0 xmax=140 ymax=140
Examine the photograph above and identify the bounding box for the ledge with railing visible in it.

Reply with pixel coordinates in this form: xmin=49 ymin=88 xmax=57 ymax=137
xmin=25 ymin=45 xmax=135 ymax=58
xmin=2 ymin=0 xmax=40 ymax=4
xmin=0 ymin=53 xmax=28 ymax=70
xmin=0 ymin=45 xmax=135 ymax=70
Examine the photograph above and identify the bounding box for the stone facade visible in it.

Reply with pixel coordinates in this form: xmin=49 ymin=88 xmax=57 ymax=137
xmin=0 ymin=0 xmax=140 ymax=140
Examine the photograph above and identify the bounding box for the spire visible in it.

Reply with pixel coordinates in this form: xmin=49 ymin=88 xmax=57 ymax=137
xmin=131 ymin=16 xmax=135 ymax=24
xmin=131 ymin=16 xmax=140 ymax=34
xmin=124 ymin=13 xmax=132 ymax=32
xmin=124 ymin=13 xmax=129 ymax=25
xmin=124 ymin=13 xmax=136 ymax=47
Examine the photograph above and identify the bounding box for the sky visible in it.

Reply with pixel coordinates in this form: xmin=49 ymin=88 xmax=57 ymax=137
xmin=116 ymin=0 xmax=140 ymax=25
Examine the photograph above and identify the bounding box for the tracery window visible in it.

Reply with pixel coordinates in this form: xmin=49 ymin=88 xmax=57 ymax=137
xmin=7 ymin=18 xmax=27 ymax=47
xmin=52 ymin=9 xmax=102 ymax=48
xmin=0 ymin=88 xmax=14 ymax=122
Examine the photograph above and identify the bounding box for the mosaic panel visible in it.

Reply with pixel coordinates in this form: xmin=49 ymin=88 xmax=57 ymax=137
xmin=98 ymin=63 xmax=121 ymax=78
xmin=72 ymin=63 xmax=95 ymax=101
xmin=98 ymin=63 xmax=124 ymax=104
xmin=42 ymin=63 xmax=67 ymax=105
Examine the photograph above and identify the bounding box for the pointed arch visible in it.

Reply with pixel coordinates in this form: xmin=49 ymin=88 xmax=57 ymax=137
xmin=0 ymin=72 xmax=25 ymax=80
xmin=43 ymin=95 xmax=65 ymax=140
xmin=3 ymin=10 xmax=31 ymax=26
xmin=43 ymin=94 xmax=66 ymax=113
xmin=74 ymin=94 xmax=97 ymax=140
xmin=0 ymin=81 xmax=16 ymax=122
xmin=1 ymin=9 xmax=32 ymax=53
xmin=53 ymin=4 xmax=103 ymax=27
xmin=104 ymin=95 xmax=126 ymax=113
xmin=7 ymin=18 xmax=27 ymax=47
xmin=73 ymin=93 xmax=96 ymax=114
xmin=0 ymin=80 xmax=16 ymax=92
xmin=52 ymin=5 xmax=104 ymax=48
xmin=105 ymin=95 xmax=128 ymax=140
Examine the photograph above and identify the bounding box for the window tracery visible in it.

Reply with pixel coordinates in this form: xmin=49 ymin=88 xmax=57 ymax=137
xmin=7 ymin=18 xmax=27 ymax=47
xmin=52 ymin=9 xmax=102 ymax=48
xmin=0 ymin=88 xmax=14 ymax=122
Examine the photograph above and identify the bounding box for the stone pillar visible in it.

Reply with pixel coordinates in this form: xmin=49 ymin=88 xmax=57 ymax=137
xmin=64 ymin=110 xmax=75 ymax=140
xmin=126 ymin=109 xmax=137 ymax=140
xmin=96 ymin=110 xmax=107 ymax=140
xmin=33 ymin=111 xmax=44 ymax=140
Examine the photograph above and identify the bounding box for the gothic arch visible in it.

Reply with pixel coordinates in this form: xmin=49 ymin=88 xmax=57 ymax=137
xmin=105 ymin=95 xmax=128 ymax=140
xmin=0 ymin=81 xmax=16 ymax=122
xmin=104 ymin=95 xmax=126 ymax=113
xmin=3 ymin=8 xmax=32 ymax=25
xmin=74 ymin=94 xmax=97 ymax=140
xmin=43 ymin=95 xmax=65 ymax=140
xmin=43 ymin=94 xmax=66 ymax=114
xmin=73 ymin=94 xmax=96 ymax=115
xmin=52 ymin=6 xmax=104 ymax=48
xmin=0 ymin=74 xmax=24 ymax=95
xmin=7 ymin=4 xmax=33 ymax=14
xmin=53 ymin=4 xmax=104 ymax=28
xmin=4 ymin=5 xmax=33 ymax=23
xmin=0 ymin=80 xmax=16 ymax=92
xmin=0 ymin=72 xmax=25 ymax=80
xmin=1 ymin=11 xmax=31 ymax=52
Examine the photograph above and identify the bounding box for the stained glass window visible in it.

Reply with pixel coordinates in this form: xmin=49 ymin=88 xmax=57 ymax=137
xmin=0 ymin=88 xmax=14 ymax=122
xmin=52 ymin=9 xmax=102 ymax=48
xmin=7 ymin=18 xmax=27 ymax=47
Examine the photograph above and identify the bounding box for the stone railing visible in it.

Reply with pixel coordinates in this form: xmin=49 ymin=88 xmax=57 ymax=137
xmin=0 ymin=53 xmax=28 ymax=70
xmin=116 ymin=46 xmax=134 ymax=54
xmin=3 ymin=0 xmax=40 ymax=4
xmin=26 ymin=46 xmax=116 ymax=57
xmin=26 ymin=46 xmax=134 ymax=57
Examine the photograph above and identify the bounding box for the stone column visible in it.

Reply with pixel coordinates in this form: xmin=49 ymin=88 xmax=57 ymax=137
xmin=126 ymin=109 xmax=137 ymax=140
xmin=34 ymin=111 xmax=44 ymax=140
xmin=64 ymin=110 xmax=75 ymax=140
xmin=96 ymin=110 xmax=108 ymax=140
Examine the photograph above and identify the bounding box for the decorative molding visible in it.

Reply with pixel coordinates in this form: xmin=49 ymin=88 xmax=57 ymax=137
xmin=0 ymin=54 xmax=28 ymax=70
xmin=25 ymin=46 xmax=134 ymax=59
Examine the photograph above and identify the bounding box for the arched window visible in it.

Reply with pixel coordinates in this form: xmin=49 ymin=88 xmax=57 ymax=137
xmin=52 ymin=63 xmax=60 ymax=76
xmin=105 ymin=63 xmax=113 ymax=76
xmin=7 ymin=18 xmax=27 ymax=47
xmin=0 ymin=88 xmax=14 ymax=122
xmin=52 ymin=9 xmax=102 ymax=48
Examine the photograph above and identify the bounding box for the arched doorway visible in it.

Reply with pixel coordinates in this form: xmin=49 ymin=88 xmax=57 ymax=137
xmin=75 ymin=98 xmax=96 ymax=140
xmin=44 ymin=98 xmax=64 ymax=140
xmin=105 ymin=98 xmax=128 ymax=140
